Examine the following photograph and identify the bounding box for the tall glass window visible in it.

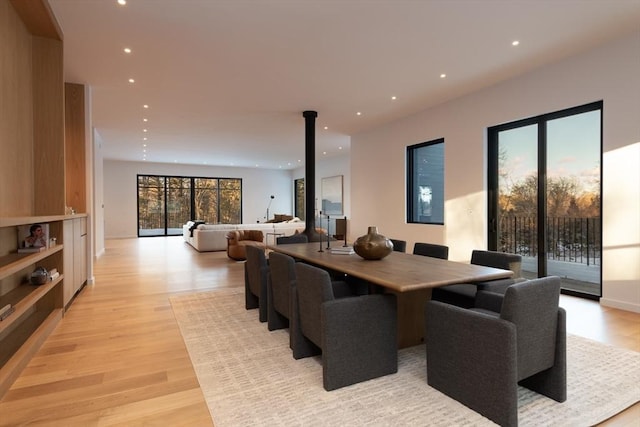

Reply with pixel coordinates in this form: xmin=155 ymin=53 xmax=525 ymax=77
xmin=137 ymin=175 xmax=242 ymax=236
xmin=407 ymin=138 xmax=445 ymax=224
xmin=488 ymin=101 xmax=602 ymax=298
xmin=294 ymin=178 xmax=305 ymax=219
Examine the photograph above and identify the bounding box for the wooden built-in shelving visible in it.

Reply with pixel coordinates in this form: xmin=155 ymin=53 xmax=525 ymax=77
xmin=0 ymin=274 xmax=64 ymax=335
xmin=1 ymin=0 xmax=89 ymax=399
xmin=0 ymin=245 xmax=63 ymax=281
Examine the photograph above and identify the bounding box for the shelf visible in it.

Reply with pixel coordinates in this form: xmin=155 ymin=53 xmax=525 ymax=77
xmin=0 ymin=213 xmax=87 ymax=228
xmin=0 ymin=308 xmax=63 ymax=397
xmin=0 ymin=245 xmax=63 ymax=282
xmin=0 ymin=275 xmax=63 ymax=335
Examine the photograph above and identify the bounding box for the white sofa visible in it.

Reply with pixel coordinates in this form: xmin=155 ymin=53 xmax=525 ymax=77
xmin=183 ymin=220 xmax=306 ymax=252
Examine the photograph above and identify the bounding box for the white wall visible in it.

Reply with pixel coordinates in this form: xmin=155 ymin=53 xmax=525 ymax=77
xmin=292 ymin=154 xmax=351 ymax=218
xmin=104 ymin=160 xmax=319 ymax=238
xmin=93 ymin=128 xmax=105 ymax=257
xmin=351 ymin=32 xmax=640 ymax=311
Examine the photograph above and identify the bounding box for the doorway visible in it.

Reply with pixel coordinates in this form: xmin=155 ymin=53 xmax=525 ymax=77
xmin=488 ymin=101 xmax=602 ymax=298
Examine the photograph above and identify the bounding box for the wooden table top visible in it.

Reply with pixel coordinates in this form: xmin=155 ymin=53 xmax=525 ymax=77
xmin=267 ymin=243 xmax=513 ymax=293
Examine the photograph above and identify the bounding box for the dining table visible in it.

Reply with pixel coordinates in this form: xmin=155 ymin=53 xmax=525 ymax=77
xmin=267 ymin=242 xmax=514 ymax=348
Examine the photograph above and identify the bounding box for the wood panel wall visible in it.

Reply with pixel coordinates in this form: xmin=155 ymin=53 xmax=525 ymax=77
xmin=64 ymin=83 xmax=87 ymax=213
xmin=0 ymin=1 xmax=35 ymax=217
xmin=31 ymin=35 xmax=65 ymax=216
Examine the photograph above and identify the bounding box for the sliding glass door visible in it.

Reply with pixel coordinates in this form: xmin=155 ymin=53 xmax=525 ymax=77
xmin=137 ymin=175 xmax=242 ymax=237
xmin=138 ymin=176 xmax=166 ymax=237
xmin=488 ymin=102 xmax=602 ymax=297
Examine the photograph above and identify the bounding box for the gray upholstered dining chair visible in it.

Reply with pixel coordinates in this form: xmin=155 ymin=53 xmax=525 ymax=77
xmin=390 ymin=238 xmax=407 ymax=253
xmin=245 ymin=245 xmax=269 ymax=322
xmin=267 ymin=252 xmax=296 ymax=332
xmin=425 ymin=276 xmax=566 ymax=427
xmin=412 ymin=242 xmax=449 ymax=259
xmin=291 ymin=262 xmax=398 ymax=390
xmin=431 ymin=250 xmax=524 ymax=308
xmin=276 ymin=233 xmax=308 ymax=244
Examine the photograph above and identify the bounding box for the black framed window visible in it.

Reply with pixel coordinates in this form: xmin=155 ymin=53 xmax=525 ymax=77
xmin=407 ymin=138 xmax=445 ymax=224
xmin=487 ymin=101 xmax=602 ymax=298
xmin=137 ymin=174 xmax=242 ymax=236
xmin=294 ymin=178 xmax=305 ymax=219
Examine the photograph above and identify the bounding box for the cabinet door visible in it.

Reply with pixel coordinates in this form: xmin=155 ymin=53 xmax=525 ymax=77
xmin=62 ymin=219 xmax=74 ymax=306
xmin=72 ymin=218 xmax=87 ymax=292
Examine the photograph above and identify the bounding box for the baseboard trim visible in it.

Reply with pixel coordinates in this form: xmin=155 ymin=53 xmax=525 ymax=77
xmin=600 ymin=297 xmax=640 ymax=313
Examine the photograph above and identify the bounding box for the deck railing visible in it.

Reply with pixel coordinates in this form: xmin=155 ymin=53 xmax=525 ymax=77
xmin=498 ymin=216 xmax=601 ymax=266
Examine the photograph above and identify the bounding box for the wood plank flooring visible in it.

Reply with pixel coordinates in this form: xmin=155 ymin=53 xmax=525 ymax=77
xmin=0 ymin=237 xmax=638 ymax=426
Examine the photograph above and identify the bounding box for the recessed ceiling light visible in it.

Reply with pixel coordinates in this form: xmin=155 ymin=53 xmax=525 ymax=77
xmin=143 ymin=118 xmax=148 ymax=122
xmin=323 ymin=151 xmax=327 ymax=155
xmin=287 ymin=162 xmax=291 ymax=166
xmin=117 ymin=0 xmax=126 ymax=5
xmin=324 ymin=126 xmax=328 ymax=130
xmin=143 ymin=149 xmax=146 ymax=153
xmin=143 ymin=137 xmax=147 ymax=141
xmin=512 ymin=40 xmax=520 ymax=46
xmin=440 ymin=73 xmax=447 ymax=79
xmin=356 ymin=112 xmax=362 ymax=116
xmin=128 ymin=78 xmax=135 ymax=83
xmin=143 ymin=129 xmax=148 ymax=132
xmin=391 ymin=96 xmax=397 ymax=100
xmin=338 ymin=146 xmax=343 ymax=150
xmin=298 ymin=159 xmax=301 ymax=162
xmin=143 ymin=104 xmax=149 ymax=109
xmin=143 ymin=144 xmax=147 ymax=147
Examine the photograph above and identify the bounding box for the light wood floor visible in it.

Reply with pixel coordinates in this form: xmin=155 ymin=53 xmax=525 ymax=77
xmin=0 ymin=237 xmax=638 ymax=426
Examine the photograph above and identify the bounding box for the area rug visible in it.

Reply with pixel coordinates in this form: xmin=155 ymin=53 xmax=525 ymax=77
xmin=170 ymin=288 xmax=640 ymax=426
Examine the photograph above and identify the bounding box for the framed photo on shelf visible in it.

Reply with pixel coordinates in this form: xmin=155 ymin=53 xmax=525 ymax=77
xmin=17 ymin=223 xmax=49 ymax=249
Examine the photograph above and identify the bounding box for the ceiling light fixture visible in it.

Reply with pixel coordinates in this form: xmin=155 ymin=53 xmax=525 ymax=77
xmin=440 ymin=73 xmax=447 ymax=79
xmin=128 ymin=78 xmax=135 ymax=83
xmin=123 ymin=47 xmax=131 ymax=54
xmin=143 ymin=129 xmax=147 ymax=132
xmin=324 ymin=126 xmax=328 ymax=130
xmin=117 ymin=0 xmax=126 ymax=5
xmin=391 ymin=96 xmax=397 ymax=100
xmin=143 ymin=137 xmax=147 ymax=141
xmin=143 ymin=104 xmax=149 ymax=109
xmin=512 ymin=40 xmax=520 ymax=46
xmin=339 ymin=146 xmax=343 ymax=150
xmin=143 ymin=118 xmax=148 ymax=122
xmin=356 ymin=112 xmax=362 ymax=116
xmin=323 ymin=151 xmax=327 ymax=155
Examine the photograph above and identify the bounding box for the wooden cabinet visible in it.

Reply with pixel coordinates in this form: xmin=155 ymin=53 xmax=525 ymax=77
xmin=0 ymin=216 xmax=65 ymax=396
xmin=63 ymin=217 xmax=88 ymax=307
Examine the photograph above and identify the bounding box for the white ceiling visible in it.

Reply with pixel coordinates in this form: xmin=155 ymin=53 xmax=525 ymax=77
xmin=49 ymin=0 xmax=640 ymax=170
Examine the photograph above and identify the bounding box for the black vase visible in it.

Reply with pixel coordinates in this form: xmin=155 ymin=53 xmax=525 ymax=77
xmin=353 ymin=226 xmax=393 ymax=260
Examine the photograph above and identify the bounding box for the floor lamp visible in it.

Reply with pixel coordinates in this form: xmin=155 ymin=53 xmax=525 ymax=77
xmin=264 ymin=195 xmax=275 ymax=222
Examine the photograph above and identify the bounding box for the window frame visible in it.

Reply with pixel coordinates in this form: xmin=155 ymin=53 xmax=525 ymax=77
xmin=137 ymin=174 xmax=242 ymax=237
xmin=406 ymin=138 xmax=445 ymax=225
